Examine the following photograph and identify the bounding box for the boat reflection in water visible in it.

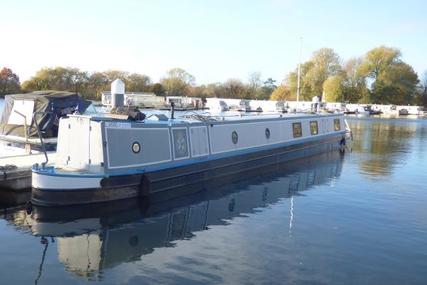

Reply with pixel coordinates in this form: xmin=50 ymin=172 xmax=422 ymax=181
xmin=20 ymin=152 xmax=344 ymax=280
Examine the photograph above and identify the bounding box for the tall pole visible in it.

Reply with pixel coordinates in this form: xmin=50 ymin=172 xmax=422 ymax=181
xmin=296 ymin=37 xmax=303 ymax=103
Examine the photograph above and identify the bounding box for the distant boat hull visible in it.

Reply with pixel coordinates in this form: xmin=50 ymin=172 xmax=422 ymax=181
xmin=32 ymin=133 xmax=343 ymax=206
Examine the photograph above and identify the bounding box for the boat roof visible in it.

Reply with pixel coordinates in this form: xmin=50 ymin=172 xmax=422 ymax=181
xmin=83 ymin=111 xmax=342 ymax=126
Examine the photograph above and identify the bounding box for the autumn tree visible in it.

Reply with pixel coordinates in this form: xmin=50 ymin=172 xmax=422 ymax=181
xmin=126 ymin=73 xmax=152 ymax=92
xmin=161 ymin=68 xmax=195 ymax=97
xmin=222 ymin=79 xmax=248 ymax=98
xmin=0 ymin=67 xmax=21 ymax=96
xmin=22 ymin=67 xmax=88 ymax=94
xmin=270 ymin=85 xmax=292 ymax=101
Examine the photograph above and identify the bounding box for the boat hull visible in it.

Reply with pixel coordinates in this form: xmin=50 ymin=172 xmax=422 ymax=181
xmin=31 ymin=134 xmax=344 ymax=206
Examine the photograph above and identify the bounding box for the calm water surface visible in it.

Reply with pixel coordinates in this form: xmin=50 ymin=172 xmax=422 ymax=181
xmin=1 ymin=116 xmax=427 ymax=285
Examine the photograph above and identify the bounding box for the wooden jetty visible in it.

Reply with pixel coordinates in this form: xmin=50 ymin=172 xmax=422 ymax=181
xmin=0 ymin=152 xmax=55 ymax=205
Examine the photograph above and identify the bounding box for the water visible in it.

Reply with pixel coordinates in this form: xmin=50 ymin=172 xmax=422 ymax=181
xmin=1 ymin=116 xmax=427 ymax=284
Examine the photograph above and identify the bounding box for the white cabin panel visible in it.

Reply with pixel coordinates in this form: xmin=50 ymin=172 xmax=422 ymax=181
xmin=88 ymin=121 xmax=104 ymax=171
xmin=56 ymin=118 xmax=70 ymax=168
xmin=65 ymin=116 xmax=91 ymax=170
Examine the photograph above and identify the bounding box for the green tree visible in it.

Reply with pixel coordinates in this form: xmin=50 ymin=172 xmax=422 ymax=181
xmin=371 ymin=62 xmax=418 ymax=104
xmin=342 ymin=58 xmax=368 ymax=103
xmin=0 ymin=67 xmax=21 ymax=95
xmin=358 ymin=46 xmax=418 ymax=104
xmin=358 ymin=46 xmax=401 ymax=80
xmin=257 ymin=78 xmax=277 ymax=100
xmin=286 ymin=61 xmax=315 ymax=100
xmin=305 ymin=48 xmax=342 ymax=99
xmin=161 ymin=68 xmax=195 ymax=97
xmin=323 ymin=75 xmax=345 ymax=102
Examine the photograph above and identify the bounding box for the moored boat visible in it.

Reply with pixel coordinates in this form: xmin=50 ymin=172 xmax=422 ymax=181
xmin=0 ymin=91 xmax=90 ymax=197
xmin=31 ymin=110 xmax=349 ymax=206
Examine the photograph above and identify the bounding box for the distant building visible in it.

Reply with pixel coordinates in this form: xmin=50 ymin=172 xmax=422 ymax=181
xmin=101 ymin=92 xmax=165 ymax=108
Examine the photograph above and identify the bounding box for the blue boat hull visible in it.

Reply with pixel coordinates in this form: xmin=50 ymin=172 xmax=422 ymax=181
xmin=31 ymin=134 xmax=344 ymax=206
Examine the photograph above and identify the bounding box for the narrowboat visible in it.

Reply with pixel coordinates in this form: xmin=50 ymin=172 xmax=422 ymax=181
xmin=31 ymin=109 xmax=349 ymax=206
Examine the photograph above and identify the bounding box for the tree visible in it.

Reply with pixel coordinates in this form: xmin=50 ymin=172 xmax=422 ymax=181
xmin=222 ymin=79 xmax=248 ymax=98
xmin=323 ymin=75 xmax=345 ymax=102
xmin=22 ymin=67 xmax=88 ymax=94
xmin=359 ymin=46 xmax=419 ymax=104
xmin=247 ymin=72 xmax=262 ymax=99
xmin=85 ymin=72 xmax=109 ymax=100
xmin=285 ymin=61 xmax=315 ymax=100
xmin=126 ymin=73 xmax=152 ymax=92
xmin=358 ymin=46 xmax=401 ymax=80
xmin=0 ymin=67 xmax=21 ymax=95
xmin=371 ymin=62 xmax=418 ymax=104
xmin=150 ymin=83 xmax=166 ymax=96
xmin=415 ymin=70 xmax=427 ymax=107
xmin=270 ymin=85 xmax=292 ymax=101
xmin=161 ymin=68 xmax=195 ymax=97
xmin=257 ymin=78 xmax=277 ymax=100
xmin=342 ymin=58 xmax=368 ymax=103
xmin=305 ymin=48 xmax=343 ymax=99
xmin=204 ymin=83 xmax=226 ymax=98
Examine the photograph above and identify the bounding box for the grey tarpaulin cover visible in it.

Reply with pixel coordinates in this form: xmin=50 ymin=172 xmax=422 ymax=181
xmin=0 ymin=91 xmax=90 ymax=138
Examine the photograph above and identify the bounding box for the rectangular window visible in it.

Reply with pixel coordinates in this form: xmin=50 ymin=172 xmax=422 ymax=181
xmin=334 ymin=118 xmax=341 ymax=131
xmin=292 ymin=122 xmax=302 ymax=138
xmin=310 ymin=121 xmax=318 ymax=135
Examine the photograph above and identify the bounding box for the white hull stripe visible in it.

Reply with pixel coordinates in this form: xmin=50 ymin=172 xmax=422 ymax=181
xmin=32 ymin=172 xmax=101 ymax=190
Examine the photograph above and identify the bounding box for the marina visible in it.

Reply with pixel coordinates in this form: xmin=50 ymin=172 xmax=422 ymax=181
xmin=1 ymin=117 xmax=427 ymax=284
xmin=2 ymin=1 xmax=427 ymax=284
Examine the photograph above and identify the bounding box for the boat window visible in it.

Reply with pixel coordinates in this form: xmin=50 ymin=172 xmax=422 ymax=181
xmin=292 ymin=122 xmax=302 ymax=138
xmin=310 ymin=121 xmax=318 ymax=135
xmin=131 ymin=141 xmax=141 ymax=153
xmin=172 ymin=129 xmax=189 ymax=158
xmin=265 ymin=128 xmax=270 ymax=139
xmin=232 ymin=131 xmax=238 ymax=144
xmin=334 ymin=119 xmax=341 ymax=131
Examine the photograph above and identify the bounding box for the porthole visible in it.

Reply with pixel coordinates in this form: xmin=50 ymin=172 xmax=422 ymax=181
xmin=132 ymin=141 xmax=141 ymax=153
xmin=232 ymin=131 xmax=238 ymax=144
xmin=265 ymin=128 xmax=271 ymax=139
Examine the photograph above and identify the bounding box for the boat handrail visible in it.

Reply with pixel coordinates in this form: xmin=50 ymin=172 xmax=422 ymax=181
xmin=33 ymin=111 xmax=51 ymax=165
xmin=13 ymin=110 xmax=29 ymax=147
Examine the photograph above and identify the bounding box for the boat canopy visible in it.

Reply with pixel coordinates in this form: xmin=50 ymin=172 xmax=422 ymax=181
xmin=0 ymin=91 xmax=90 ymax=138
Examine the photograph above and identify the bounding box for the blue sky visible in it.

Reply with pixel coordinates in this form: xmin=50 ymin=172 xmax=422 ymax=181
xmin=1 ymin=0 xmax=426 ymax=84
